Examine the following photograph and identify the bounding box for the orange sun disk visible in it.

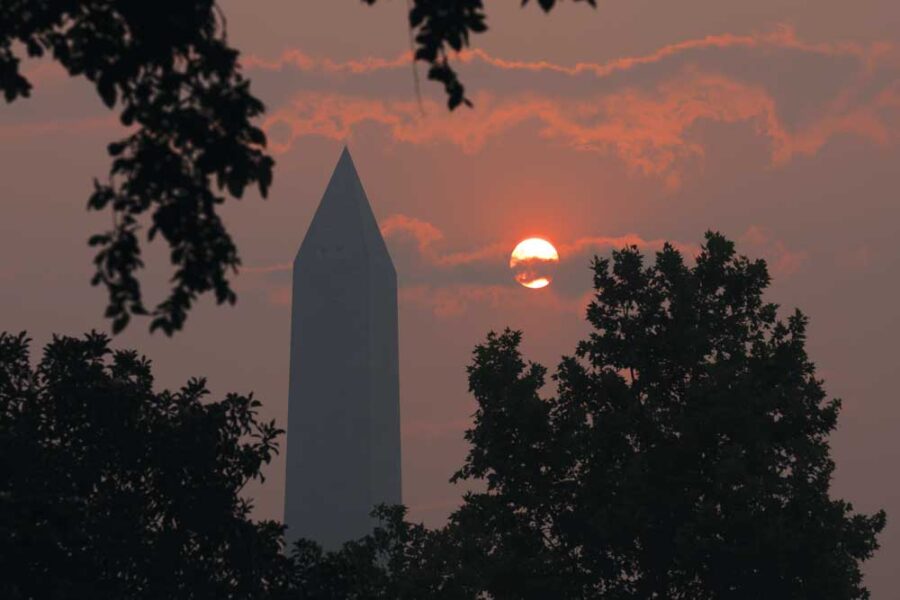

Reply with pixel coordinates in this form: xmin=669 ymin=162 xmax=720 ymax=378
xmin=510 ymin=238 xmax=559 ymax=289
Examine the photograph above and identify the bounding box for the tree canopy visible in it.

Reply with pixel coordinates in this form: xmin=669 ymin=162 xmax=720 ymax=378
xmin=293 ymin=233 xmax=886 ymax=599
xmin=0 ymin=233 xmax=886 ymax=597
xmin=443 ymin=232 xmax=886 ymax=598
xmin=0 ymin=0 xmax=594 ymax=334
xmin=0 ymin=331 xmax=289 ymax=599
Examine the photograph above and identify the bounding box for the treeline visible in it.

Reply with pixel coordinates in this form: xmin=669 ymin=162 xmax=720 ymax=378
xmin=0 ymin=234 xmax=884 ymax=599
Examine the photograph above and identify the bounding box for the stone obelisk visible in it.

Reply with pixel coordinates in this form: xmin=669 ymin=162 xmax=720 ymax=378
xmin=284 ymin=147 xmax=401 ymax=550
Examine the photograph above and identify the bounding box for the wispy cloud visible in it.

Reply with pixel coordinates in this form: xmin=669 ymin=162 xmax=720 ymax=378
xmin=453 ymin=25 xmax=892 ymax=78
xmin=560 ymin=235 xmax=700 ymax=259
xmin=242 ymin=50 xmax=411 ymax=74
xmin=242 ymin=25 xmax=893 ymax=78
xmin=252 ymin=24 xmax=899 ymax=184
xmin=10 ymin=27 xmax=897 ymax=180
xmin=381 ymin=214 xmax=508 ymax=267
xmin=263 ymin=71 xmax=900 ymax=181
xmin=240 ymin=262 xmax=292 ymax=274
xmin=249 ymin=215 xmax=807 ymax=317
xmin=384 ymin=215 xmax=702 ymax=317
xmin=0 ymin=115 xmax=119 ymax=140
xmin=739 ymin=225 xmax=808 ymax=276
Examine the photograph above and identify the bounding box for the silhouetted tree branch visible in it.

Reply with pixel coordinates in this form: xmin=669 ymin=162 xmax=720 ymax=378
xmin=362 ymin=0 xmax=597 ymax=109
xmin=1 ymin=1 xmax=274 ymax=335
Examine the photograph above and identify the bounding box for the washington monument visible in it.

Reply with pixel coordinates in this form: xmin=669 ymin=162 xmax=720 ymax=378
xmin=284 ymin=148 xmax=402 ymax=550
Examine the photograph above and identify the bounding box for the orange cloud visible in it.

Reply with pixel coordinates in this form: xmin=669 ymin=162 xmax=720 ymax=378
xmin=399 ymin=283 xmax=584 ymax=319
xmin=243 ymin=25 xmax=893 ymax=78
xmin=254 ymin=221 xmax=805 ymax=317
xmin=240 ymin=262 xmax=292 ymax=274
xmin=233 ymin=212 xmax=814 ymax=318
xmin=456 ymin=25 xmax=891 ymax=78
xmin=381 ymin=214 xmax=508 ymax=267
xmin=0 ymin=115 xmax=119 ymax=140
xmin=253 ymin=24 xmax=900 ymax=183
xmin=400 ymin=284 xmax=509 ymax=318
xmin=381 ymin=214 xmax=444 ymax=255
xmin=264 ymin=70 xmax=900 ymax=180
xmin=560 ymin=234 xmax=701 ymax=259
xmin=11 ymin=28 xmax=897 ymax=179
xmin=381 ymin=214 xmax=714 ymax=317
xmin=739 ymin=225 xmax=808 ymax=276
xmin=242 ymin=50 xmax=410 ymax=74
xmin=264 ymin=91 xmax=549 ymax=155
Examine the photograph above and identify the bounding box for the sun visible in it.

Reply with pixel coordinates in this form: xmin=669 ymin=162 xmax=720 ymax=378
xmin=510 ymin=237 xmax=560 ymax=289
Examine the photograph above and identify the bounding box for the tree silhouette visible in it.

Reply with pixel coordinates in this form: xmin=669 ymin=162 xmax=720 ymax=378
xmin=299 ymin=233 xmax=886 ymax=599
xmin=0 ymin=331 xmax=290 ymax=599
xmin=282 ymin=504 xmax=474 ymax=599
xmin=1 ymin=234 xmax=887 ymax=598
xmin=0 ymin=1 xmax=594 ymax=334
xmin=446 ymin=233 xmax=886 ymax=598
xmin=1 ymin=1 xmax=274 ymax=335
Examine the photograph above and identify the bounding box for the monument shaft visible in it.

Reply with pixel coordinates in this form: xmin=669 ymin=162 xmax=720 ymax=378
xmin=285 ymin=148 xmax=401 ymax=550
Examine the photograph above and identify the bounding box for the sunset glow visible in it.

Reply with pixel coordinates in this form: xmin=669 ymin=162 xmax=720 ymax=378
xmin=4 ymin=1 xmax=898 ymax=592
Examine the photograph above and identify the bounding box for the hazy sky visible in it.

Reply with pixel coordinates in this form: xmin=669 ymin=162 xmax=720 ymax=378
xmin=2 ymin=0 xmax=899 ymax=593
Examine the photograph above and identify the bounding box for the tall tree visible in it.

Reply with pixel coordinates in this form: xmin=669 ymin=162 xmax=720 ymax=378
xmin=281 ymin=233 xmax=885 ymax=599
xmin=0 ymin=331 xmax=290 ymax=599
xmin=0 ymin=0 xmax=593 ymax=334
xmin=445 ymin=233 xmax=885 ymax=598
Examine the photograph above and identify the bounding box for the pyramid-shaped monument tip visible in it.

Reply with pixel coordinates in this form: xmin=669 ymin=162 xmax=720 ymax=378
xmin=297 ymin=146 xmax=392 ymax=266
xmin=320 ymin=145 xmax=363 ymax=205
xmin=336 ymin=145 xmax=356 ymax=174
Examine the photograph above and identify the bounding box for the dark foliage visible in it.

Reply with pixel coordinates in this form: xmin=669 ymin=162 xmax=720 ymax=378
xmin=0 ymin=234 xmax=887 ymax=598
xmin=286 ymin=233 xmax=885 ymax=599
xmin=0 ymin=1 xmax=274 ymax=334
xmin=0 ymin=331 xmax=290 ymax=599
xmin=363 ymin=0 xmax=596 ymax=109
xmin=286 ymin=505 xmax=471 ymax=599
xmin=445 ymin=232 xmax=886 ymax=598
